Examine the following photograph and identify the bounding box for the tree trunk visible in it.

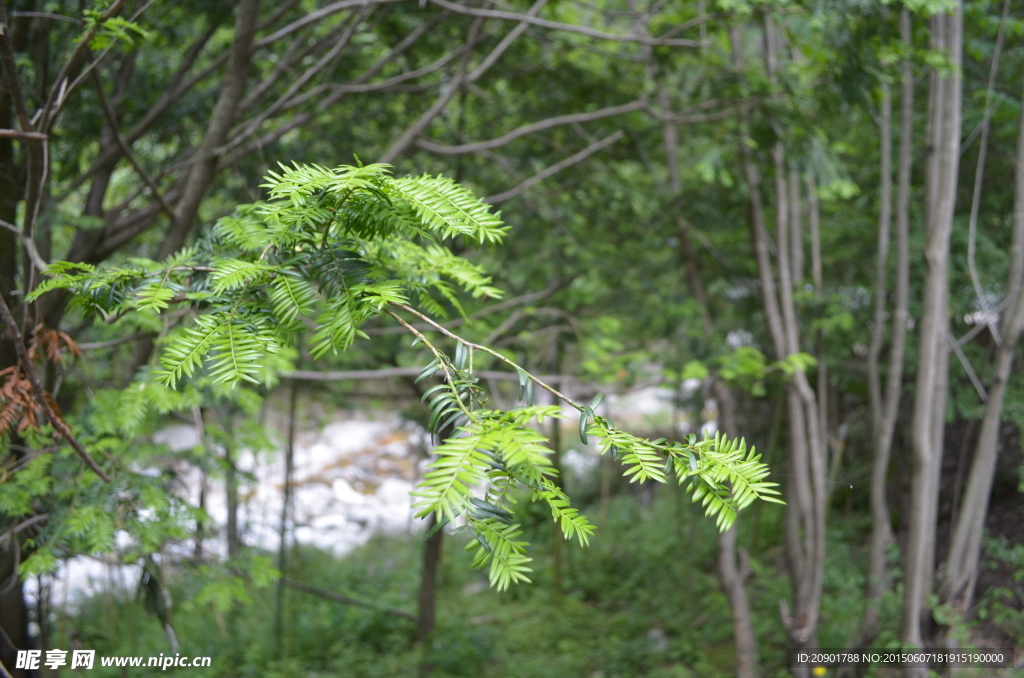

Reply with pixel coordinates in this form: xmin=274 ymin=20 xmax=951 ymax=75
xmin=156 ymin=0 xmax=261 ymax=260
xmin=861 ymin=13 xmax=912 ymax=647
xmin=747 ymin=15 xmax=828 ymax=669
xmin=718 ymin=525 xmax=758 ymax=678
xmin=0 ymin=544 xmax=28 ymax=678
xmin=714 ymin=382 xmax=759 ymax=678
xmin=663 ymin=76 xmax=759 ymax=678
xmin=903 ymin=6 xmax=961 ymax=672
xmin=119 ymin=0 xmax=262 ymax=381
xmin=226 ymin=440 xmax=241 ymax=560
xmin=418 ymin=514 xmax=444 ymax=678
xmin=0 ymin=13 xmax=27 ymax=675
xmin=274 ymin=380 xmax=298 ymax=651
xmin=941 ymin=50 xmax=1024 ymax=620
xmin=789 ymin=165 xmax=804 ymax=285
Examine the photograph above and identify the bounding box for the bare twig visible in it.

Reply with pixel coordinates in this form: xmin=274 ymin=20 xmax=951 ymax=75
xmin=965 ymin=0 xmax=1010 ymax=346
xmin=281 ymin=365 xmax=568 ymax=383
xmin=0 ymin=294 xmax=111 ymax=482
xmin=0 ymin=514 xmax=50 ymax=542
xmin=58 ymin=21 xmax=221 ymax=200
xmin=77 ymin=332 xmax=149 ymax=351
xmin=467 ymin=0 xmax=549 ymax=82
xmin=386 ymin=303 xmax=585 ymax=411
xmin=380 ymin=18 xmax=484 ymax=163
xmin=256 ymin=0 xmax=403 ymax=47
xmin=36 ymin=0 xmax=127 ymax=131
xmin=418 ymin=99 xmax=645 ymax=155
xmin=10 ymin=11 xmax=80 ymax=24
xmin=226 ymin=7 xmax=371 ymax=154
xmin=0 ymin=129 xmax=47 ymax=140
xmin=948 ymin=332 xmax=988 ymax=402
xmin=485 ymin=130 xmax=623 ymax=203
xmin=0 ymin=218 xmax=48 ymax=272
xmin=428 ymin=0 xmax=702 ymax=46
xmin=92 ymin=71 xmax=176 ymax=219
xmin=281 ymin=578 xmax=418 ymax=621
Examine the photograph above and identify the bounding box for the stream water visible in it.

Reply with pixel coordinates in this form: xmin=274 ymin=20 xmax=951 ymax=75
xmin=38 ymin=383 xmax=691 ymax=610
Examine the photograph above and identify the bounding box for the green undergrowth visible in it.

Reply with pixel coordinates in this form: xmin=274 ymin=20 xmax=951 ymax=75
xmin=50 ymin=487 xmax=998 ymax=678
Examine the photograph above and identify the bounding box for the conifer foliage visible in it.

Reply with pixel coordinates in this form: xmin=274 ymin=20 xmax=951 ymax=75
xmin=31 ymin=163 xmax=782 ymax=589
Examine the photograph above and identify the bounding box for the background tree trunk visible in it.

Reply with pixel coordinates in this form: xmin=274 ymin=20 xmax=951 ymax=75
xmin=274 ymin=380 xmax=298 ymax=651
xmin=0 ymin=545 xmax=28 ymax=678
xmin=861 ymin=13 xmax=911 ymax=647
xmin=663 ymin=74 xmax=759 ymax=678
xmin=903 ymin=5 xmax=961 ymax=672
xmin=941 ymin=55 xmax=1024 ymax=620
xmin=418 ymin=514 xmax=444 ymax=678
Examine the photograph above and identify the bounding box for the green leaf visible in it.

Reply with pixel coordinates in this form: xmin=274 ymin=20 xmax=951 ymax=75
xmin=424 ymin=516 xmax=450 ymax=541
xmin=393 ymin=174 xmax=508 ymax=245
xmin=681 ymin=360 xmax=709 ymax=381
xmin=416 ymin=357 xmax=441 ymax=383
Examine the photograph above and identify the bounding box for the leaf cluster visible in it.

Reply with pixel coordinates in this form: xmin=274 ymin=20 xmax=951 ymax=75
xmin=27 ymin=161 xmax=780 ymax=590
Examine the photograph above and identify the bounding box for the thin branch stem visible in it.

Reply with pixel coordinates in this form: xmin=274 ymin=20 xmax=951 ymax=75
xmin=965 ymin=0 xmax=1009 ymax=345
xmin=0 ymin=218 xmax=48 ymax=272
xmin=485 ymin=130 xmax=623 ymax=204
xmin=417 ymin=99 xmax=645 ymax=155
xmin=387 ymin=302 xmax=585 ymax=412
xmin=92 ymin=70 xmax=176 ymax=219
xmin=0 ymin=294 xmax=111 ymax=482
xmin=0 ymin=129 xmax=47 ymax=140
xmin=427 ymin=0 xmax=702 ymax=46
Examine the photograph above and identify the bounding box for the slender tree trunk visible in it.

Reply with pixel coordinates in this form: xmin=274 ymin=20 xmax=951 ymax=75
xmin=156 ymin=0 xmax=260 ymax=259
xmin=731 ymin=17 xmax=828 ymax=671
xmin=903 ymin=6 xmax=961 ymax=672
xmin=789 ymin=165 xmax=804 ymax=285
xmin=769 ymin=15 xmax=828 ymax=666
xmin=418 ymin=514 xmax=444 ymax=678
xmin=226 ymin=440 xmax=241 ymax=560
xmin=274 ymin=380 xmax=298 ymax=651
xmin=0 ymin=42 xmax=27 ymax=668
xmin=861 ymin=12 xmax=912 ymax=648
xmin=121 ymin=0 xmax=261 ymax=380
xmin=663 ymin=78 xmax=758 ymax=678
xmin=941 ymin=54 xmax=1024 ymax=620
xmin=550 ymin=333 xmax=564 ymax=601
xmin=714 ymin=382 xmax=759 ymax=678
xmin=0 ymin=545 xmax=28 ymax=678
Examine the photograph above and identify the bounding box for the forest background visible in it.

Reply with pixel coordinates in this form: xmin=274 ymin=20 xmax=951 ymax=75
xmin=1 ymin=0 xmax=1023 ymax=676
